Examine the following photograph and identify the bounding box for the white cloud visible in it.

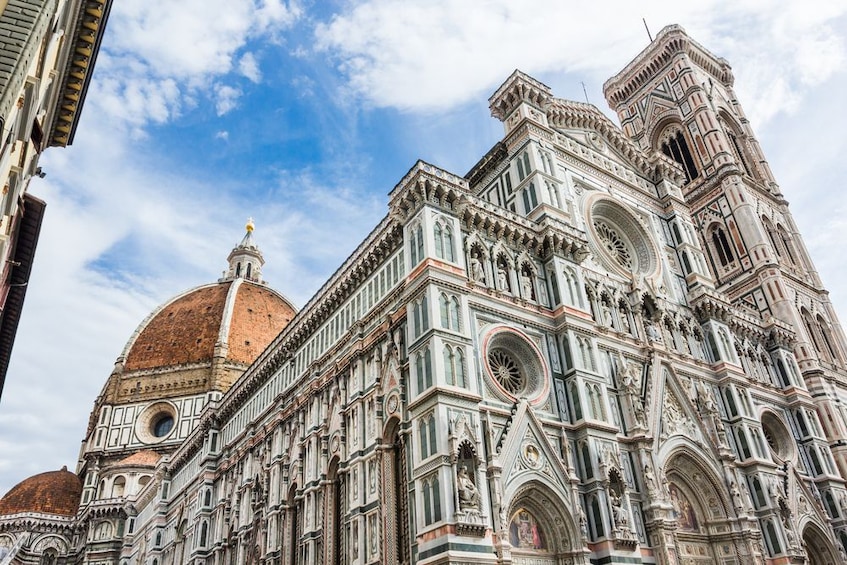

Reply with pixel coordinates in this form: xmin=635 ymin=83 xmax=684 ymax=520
xmin=215 ymin=130 xmax=230 ymax=140
xmin=239 ymin=52 xmax=262 ymax=83
xmin=215 ymin=84 xmax=243 ymax=116
xmin=314 ymin=0 xmax=847 ymax=127
xmin=94 ymin=0 xmax=301 ymax=128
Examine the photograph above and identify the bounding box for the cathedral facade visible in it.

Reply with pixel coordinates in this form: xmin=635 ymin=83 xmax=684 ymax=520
xmin=1 ymin=24 xmax=847 ymax=565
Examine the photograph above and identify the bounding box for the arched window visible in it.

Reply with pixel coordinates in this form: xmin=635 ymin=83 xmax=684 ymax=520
xmin=660 ymin=129 xmax=698 ymax=183
xmin=416 ymin=348 xmax=432 ymax=393
xmin=569 ymin=381 xmax=583 ymax=422
xmin=588 ymin=494 xmax=605 ymax=539
xmin=409 ymin=223 xmax=424 ymax=265
xmin=246 ymin=263 xmax=252 ymax=279
xmin=235 ymin=262 xmax=242 ymax=277
xmin=762 ymin=519 xmax=782 ymax=556
xmin=762 ymin=216 xmax=781 ymax=258
xmin=522 ymin=183 xmax=539 ymax=212
xmin=816 ymin=315 xmax=841 ymax=363
xmin=40 ymin=549 xmax=57 ymax=565
xmin=443 ymin=344 xmax=465 ymax=387
xmin=579 ymin=441 xmax=592 ymax=478
xmin=726 ymin=128 xmax=752 ymax=176
xmin=434 ymin=221 xmax=455 ymax=262
xmin=422 ymin=475 xmax=442 ymax=525
xmin=419 ymin=413 xmax=437 ymax=459
xmin=412 ymin=296 xmax=429 ymax=338
xmin=438 ymin=293 xmax=461 ymax=331
xmin=112 ymin=475 xmax=126 ymax=498
xmin=710 ymin=225 xmax=735 ymax=266
xmin=203 ymin=488 xmax=212 ymax=508
xmin=199 ymin=520 xmax=209 ymax=547
xmin=776 ymin=225 xmax=796 ymax=265
xmin=750 ymin=477 xmax=766 ymax=508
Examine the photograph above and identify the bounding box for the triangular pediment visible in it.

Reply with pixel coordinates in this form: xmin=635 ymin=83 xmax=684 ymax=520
xmin=652 ymin=369 xmax=712 ymax=452
xmin=499 ymin=400 xmax=570 ymax=492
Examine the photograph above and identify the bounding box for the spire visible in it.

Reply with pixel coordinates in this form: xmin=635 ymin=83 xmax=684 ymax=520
xmin=221 ymin=218 xmax=265 ymax=284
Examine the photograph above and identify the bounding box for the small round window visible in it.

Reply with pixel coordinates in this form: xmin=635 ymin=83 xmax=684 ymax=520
xmin=482 ymin=326 xmax=549 ymax=405
xmin=153 ymin=415 xmax=174 ymax=438
xmin=135 ymin=402 xmax=178 ymax=444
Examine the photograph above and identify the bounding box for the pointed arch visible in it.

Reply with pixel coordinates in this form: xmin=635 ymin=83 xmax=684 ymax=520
xmin=504 ymin=480 xmax=582 ymax=558
xmin=801 ymin=522 xmax=840 ymax=565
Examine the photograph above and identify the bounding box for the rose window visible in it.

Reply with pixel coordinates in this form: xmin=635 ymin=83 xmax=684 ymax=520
xmin=587 ymin=199 xmax=659 ymax=277
xmin=488 ymin=349 xmax=525 ymax=394
xmin=593 ymin=220 xmax=633 ymax=269
xmin=482 ymin=327 xmax=549 ymax=405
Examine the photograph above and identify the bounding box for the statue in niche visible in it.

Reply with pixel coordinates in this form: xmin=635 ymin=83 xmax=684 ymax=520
xmin=470 ymin=251 xmax=486 ymax=284
xmin=619 ymin=306 xmax=632 ymax=334
xmin=601 ymin=299 xmax=614 ymax=327
xmin=621 ymin=361 xmax=646 ymax=427
xmin=644 ymin=319 xmax=662 ymax=342
xmin=610 ymin=492 xmax=629 ymax=527
xmin=643 ymin=464 xmax=658 ymax=496
xmin=498 ymin=263 xmax=510 ymax=293
xmin=520 ymin=271 xmax=534 ymax=301
xmin=457 ymin=465 xmax=480 ymax=511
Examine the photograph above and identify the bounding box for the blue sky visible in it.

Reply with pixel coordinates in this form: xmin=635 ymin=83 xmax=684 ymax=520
xmin=0 ymin=0 xmax=845 ymax=495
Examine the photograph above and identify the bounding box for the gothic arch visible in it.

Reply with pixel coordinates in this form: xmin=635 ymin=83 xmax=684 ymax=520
xmin=801 ymin=522 xmax=840 ymax=565
xmin=381 ymin=416 xmax=410 ymax=564
xmin=504 ymin=479 xmax=583 ymax=560
xmin=661 ymin=449 xmax=741 ymax=562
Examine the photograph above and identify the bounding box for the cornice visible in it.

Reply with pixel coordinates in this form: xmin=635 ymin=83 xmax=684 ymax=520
xmin=49 ymin=0 xmax=113 ymax=147
xmin=603 ymin=25 xmax=734 ymax=109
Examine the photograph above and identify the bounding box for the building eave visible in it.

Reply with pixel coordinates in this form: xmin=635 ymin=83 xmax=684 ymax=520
xmin=48 ymin=0 xmax=113 ymax=148
xmin=0 ymin=193 xmax=45 ymax=398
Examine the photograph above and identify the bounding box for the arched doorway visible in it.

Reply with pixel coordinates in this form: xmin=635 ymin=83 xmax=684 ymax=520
xmin=382 ymin=417 xmax=410 ymax=565
xmin=802 ymin=524 xmax=839 ymax=565
xmin=663 ymin=452 xmax=739 ymax=563
xmin=505 ymin=481 xmax=582 ymax=564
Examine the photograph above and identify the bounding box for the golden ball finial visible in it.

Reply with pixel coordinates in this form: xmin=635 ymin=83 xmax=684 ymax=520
xmin=245 ymin=217 xmax=255 ymax=232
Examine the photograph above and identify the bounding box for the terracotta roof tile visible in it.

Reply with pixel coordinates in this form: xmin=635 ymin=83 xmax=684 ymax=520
xmin=0 ymin=466 xmax=81 ymax=517
xmin=116 ymin=450 xmax=161 ymax=467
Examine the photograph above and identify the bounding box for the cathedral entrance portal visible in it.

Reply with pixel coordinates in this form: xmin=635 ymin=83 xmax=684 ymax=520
xmin=802 ymin=525 xmax=839 ymax=565
xmin=504 ymin=481 xmax=583 ymax=565
xmin=664 ymin=452 xmax=739 ymax=564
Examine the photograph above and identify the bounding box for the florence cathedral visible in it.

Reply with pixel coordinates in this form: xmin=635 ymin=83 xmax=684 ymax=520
xmin=2 ymin=24 xmax=847 ymax=565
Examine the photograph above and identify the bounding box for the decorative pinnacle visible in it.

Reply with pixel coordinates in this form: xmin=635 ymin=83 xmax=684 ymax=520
xmin=246 ymin=217 xmax=255 ymax=233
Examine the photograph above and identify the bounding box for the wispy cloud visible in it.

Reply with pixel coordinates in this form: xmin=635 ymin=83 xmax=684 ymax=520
xmin=314 ymin=0 xmax=847 ymax=126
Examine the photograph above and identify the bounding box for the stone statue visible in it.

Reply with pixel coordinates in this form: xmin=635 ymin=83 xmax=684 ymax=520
xmin=520 ymin=272 xmax=534 ymax=300
xmin=457 ymin=465 xmax=480 ymax=511
xmin=470 ymin=252 xmax=485 ymax=283
xmin=643 ymin=464 xmax=657 ymax=496
xmin=497 ymin=265 xmax=509 ymax=292
xmin=611 ymin=492 xmax=628 ymax=527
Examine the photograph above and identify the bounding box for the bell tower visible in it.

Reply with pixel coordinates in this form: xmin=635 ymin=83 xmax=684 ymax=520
xmin=605 ymin=25 xmax=847 ymax=476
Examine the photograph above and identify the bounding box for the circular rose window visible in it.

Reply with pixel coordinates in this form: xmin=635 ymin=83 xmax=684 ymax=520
xmin=488 ymin=349 xmax=525 ymax=394
xmin=761 ymin=412 xmax=795 ymax=461
xmin=587 ymin=198 xmax=658 ymax=277
xmin=135 ymin=401 xmax=178 ymax=444
xmin=483 ymin=326 xmax=549 ymax=405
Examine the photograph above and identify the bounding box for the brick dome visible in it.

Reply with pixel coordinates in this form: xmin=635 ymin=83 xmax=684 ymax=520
xmin=0 ymin=466 xmax=81 ymax=517
xmin=121 ymin=279 xmax=296 ymax=371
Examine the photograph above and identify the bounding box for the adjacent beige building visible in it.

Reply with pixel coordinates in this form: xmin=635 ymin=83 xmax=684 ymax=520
xmin=0 ymin=0 xmax=112 ymax=392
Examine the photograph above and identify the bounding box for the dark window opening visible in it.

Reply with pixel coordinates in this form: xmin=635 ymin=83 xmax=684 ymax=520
xmin=661 ymin=131 xmax=699 ymax=183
